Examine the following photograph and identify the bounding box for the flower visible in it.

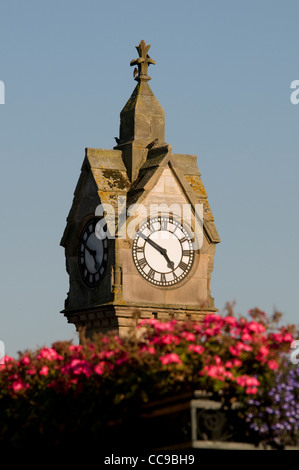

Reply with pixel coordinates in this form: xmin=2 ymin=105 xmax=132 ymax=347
xmin=181 ymin=332 xmax=196 ymax=342
xmin=94 ymin=362 xmax=105 ymax=375
xmin=283 ymin=333 xmax=293 ymax=343
xmin=37 ymin=347 xmax=63 ymax=361
xmin=139 ymin=345 xmax=156 ymax=355
xmin=188 ymin=344 xmax=204 ymax=354
xmin=12 ymin=381 xmax=24 ymax=392
xmin=21 ymin=356 xmax=31 ymax=366
xmin=66 ymin=359 xmax=92 ymax=377
xmin=155 ymin=334 xmax=180 ymax=345
xmin=159 ymin=353 xmax=182 ymax=365
xmin=39 ymin=366 xmax=49 ymax=376
xmin=268 ymin=360 xmax=279 ymax=370
xmin=247 ymin=322 xmax=266 ymax=334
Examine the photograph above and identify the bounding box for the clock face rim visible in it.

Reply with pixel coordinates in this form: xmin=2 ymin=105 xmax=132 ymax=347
xmin=132 ymin=215 xmax=195 ymax=288
xmin=78 ymin=217 xmax=108 ymax=288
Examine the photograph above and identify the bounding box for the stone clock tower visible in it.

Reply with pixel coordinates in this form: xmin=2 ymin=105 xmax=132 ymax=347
xmin=60 ymin=40 xmax=220 ymax=338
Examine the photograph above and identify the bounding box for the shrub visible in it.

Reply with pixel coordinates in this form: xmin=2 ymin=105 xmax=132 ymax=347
xmin=0 ymin=305 xmax=297 ymax=448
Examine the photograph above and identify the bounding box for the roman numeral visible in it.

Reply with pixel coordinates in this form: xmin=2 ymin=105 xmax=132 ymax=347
xmin=147 ymin=221 xmax=155 ymax=233
xmin=160 ymin=218 xmax=168 ymax=230
xmin=148 ymin=268 xmax=155 ymax=280
xmin=138 ymin=258 xmax=147 ymax=269
xmin=160 ymin=273 xmax=166 ymax=283
xmin=182 ymin=250 xmax=191 ymax=257
xmin=136 ymin=246 xmax=144 ymax=253
xmin=180 ymin=237 xmax=187 ymax=244
xmin=178 ymin=261 xmax=188 ymax=271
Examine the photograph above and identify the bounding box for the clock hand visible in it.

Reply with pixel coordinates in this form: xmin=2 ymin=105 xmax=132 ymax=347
xmin=85 ymin=245 xmax=97 ymax=258
xmin=138 ymin=233 xmax=175 ymax=270
xmin=85 ymin=245 xmax=101 ymax=270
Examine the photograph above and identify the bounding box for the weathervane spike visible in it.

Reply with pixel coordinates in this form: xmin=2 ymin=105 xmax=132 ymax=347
xmin=130 ymin=40 xmax=156 ymax=82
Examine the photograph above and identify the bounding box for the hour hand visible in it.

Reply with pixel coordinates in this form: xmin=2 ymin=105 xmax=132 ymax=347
xmin=85 ymin=245 xmax=96 ymax=258
xmin=139 ymin=233 xmax=174 ymax=270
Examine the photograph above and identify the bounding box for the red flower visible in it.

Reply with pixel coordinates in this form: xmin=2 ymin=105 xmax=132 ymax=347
xmin=39 ymin=366 xmax=49 ymax=376
xmin=188 ymin=344 xmax=204 ymax=354
xmin=159 ymin=353 xmax=182 ymax=365
xmin=268 ymin=359 xmax=279 ymax=370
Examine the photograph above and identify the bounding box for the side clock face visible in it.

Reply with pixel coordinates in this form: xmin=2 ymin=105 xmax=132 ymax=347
xmin=132 ymin=215 xmax=194 ymax=287
xmin=78 ymin=218 xmax=108 ymax=287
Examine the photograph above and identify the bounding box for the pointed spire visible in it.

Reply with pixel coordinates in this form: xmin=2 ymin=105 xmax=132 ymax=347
xmin=115 ymin=40 xmax=166 ymax=182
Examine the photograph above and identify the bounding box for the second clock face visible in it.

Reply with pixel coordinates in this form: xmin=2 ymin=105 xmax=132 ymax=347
xmin=132 ymin=215 xmax=194 ymax=287
xmin=78 ymin=218 xmax=108 ymax=287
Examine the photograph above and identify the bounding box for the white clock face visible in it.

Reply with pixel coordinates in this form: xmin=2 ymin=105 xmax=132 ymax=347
xmin=78 ymin=218 xmax=108 ymax=287
xmin=132 ymin=215 xmax=194 ymax=287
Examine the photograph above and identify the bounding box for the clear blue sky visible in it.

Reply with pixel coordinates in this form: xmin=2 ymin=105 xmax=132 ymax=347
xmin=1 ymin=0 xmax=298 ymax=358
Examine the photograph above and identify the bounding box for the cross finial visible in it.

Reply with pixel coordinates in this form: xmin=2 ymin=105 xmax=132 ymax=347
xmin=130 ymin=40 xmax=156 ymax=82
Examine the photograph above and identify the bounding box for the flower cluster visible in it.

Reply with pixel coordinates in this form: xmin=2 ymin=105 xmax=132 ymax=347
xmin=0 ymin=306 xmax=297 ymax=446
xmin=245 ymin=364 xmax=299 ymax=446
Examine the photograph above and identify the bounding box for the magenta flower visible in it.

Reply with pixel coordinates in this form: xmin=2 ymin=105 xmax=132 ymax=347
xmin=39 ymin=366 xmax=49 ymax=376
xmin=159 ymin=353 xmax=182 ymax=365
xmin=268 ymin=359 xmax=279 ymax=370
xmin=188 ymin=344 xmax=204 ymax=354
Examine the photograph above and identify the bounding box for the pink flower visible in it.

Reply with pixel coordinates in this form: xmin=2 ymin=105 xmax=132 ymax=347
xmin=246 ymin=387 xmax=258 ymax=394
xmin=258 ymin=345 xmax=269 ymax=357
xmin=181 ymin=332 xmax=196 ymax=342
xmin=247 ymin=321 xmax=265 ymax=334
xmin=224 ymin=316 xmax=238 ymax=326
xmin=94 ymin=362 xmax=105 ymax=375
xmin=283 ymin=333 xmax=293 ymax=343
xmin=27 ymin=367 xmax=36 ymax=376
xmin=203 ymin=364 xmax=230 ymax=381
xmin=236 ymin=341 xmax=252 ymax=352
xmin=139 ymin=346 xmax=156 ymax=355
xmin=236 ymin=375 xmax=260 ymax=388
xmin=67 ymin=359 xmax=92 ymax=377
xmin=225 ymin=359 xmax=242 ymax=368
xmin=229 ymin=346 xmax=241 ymax=357
xmin=154 ymin=322 xmax=175 ymax=332
xmin=204 ymin=314 xmax=217 ymax=324
xmin=241 ymin=332 xmax=252 ymax=342
xmin=214 ymin=355 xmax=222 ymax=365
xmin=188 ymin=344 xmax=204 ymax=354
xmin=39 ymin=366 xmax=49 ymax=376
xmin=159 ymin=334 xmax=180 ymax=345
xmin=69 ymin=345 xmax=83 ymax=353
xmin=11 ymin=380 xmax=28 ymax=392
xmin=233 ymin=359 xmax=242 ymax=367
xmin=270 ymin=333 xmax=284 ymax=343
xmin=159 ymin=353 xmax=182 ymax=365
xmin=268 ymin=359 xmax=279 ymax=370
xmin=12 ymin=381 xmax=23 ymax=392
xmin=37 ymin=347 xmax=63 ymax=361
xmin=21 ymin=356 xmax=31 ymax=366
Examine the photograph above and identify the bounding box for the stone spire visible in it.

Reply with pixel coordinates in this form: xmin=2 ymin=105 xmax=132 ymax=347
xmin=115 ymin=40 xmax=166 ymax=182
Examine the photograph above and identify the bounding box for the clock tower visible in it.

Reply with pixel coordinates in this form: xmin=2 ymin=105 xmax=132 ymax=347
xmin=60 ymin=40 xmax=220 ymax=339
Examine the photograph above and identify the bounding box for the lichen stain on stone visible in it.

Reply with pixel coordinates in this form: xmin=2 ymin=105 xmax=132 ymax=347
xmin=185 ymin=175 xmax=208 ymax=198
xmin=185 ymin=175 xmax=214 ymax=222
xmin=92 ymin=169 xmax=130 ymax=192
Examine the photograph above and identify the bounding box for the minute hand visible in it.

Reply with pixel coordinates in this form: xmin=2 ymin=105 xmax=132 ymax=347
xmin=139 ymin=233 xmax=175 ymax=270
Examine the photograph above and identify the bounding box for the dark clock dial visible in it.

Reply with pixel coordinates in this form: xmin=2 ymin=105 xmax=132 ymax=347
xmin=78 ymin=218 xmax=108 ymax=287
xmin=132 ymin=215 xmax=194 ymax=287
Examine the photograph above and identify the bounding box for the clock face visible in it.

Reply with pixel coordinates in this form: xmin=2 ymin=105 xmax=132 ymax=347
xmin=132 ymin=215 xmax=194 ymax=287
xmin=78 ymin=218 xmax=108 ymax=287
